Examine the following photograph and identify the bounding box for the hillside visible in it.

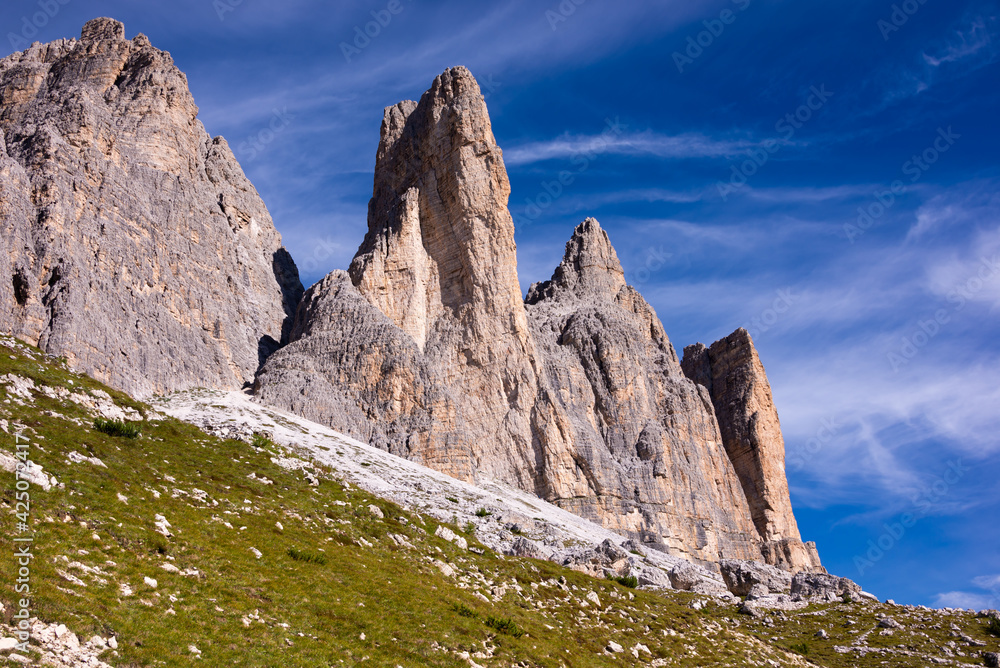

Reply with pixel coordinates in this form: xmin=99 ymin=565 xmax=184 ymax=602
xmin=2 ymin=336 xmax=999 ymax=667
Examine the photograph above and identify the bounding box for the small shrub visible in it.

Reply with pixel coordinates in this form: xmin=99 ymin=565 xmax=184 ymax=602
xmin=484 ymin=615 xmax=525 ymax=638
xmin=251 ymin=433 xmax=273 ymax=449
xmin=446 ymin=497 xmax=459 ymax=504
xmin=789 ymin=642 xmax=809 ymax=655
xmin=616 ymin=575 xmax=638 ymax=589
xmin=605 ymin=573 xmax=638 ymax=588
xmin=453 ymin=603 xmax=478 ymax=619
xmin=94 ymin=418 xmax=141 ymax=439
xmin=509 ymin=526 xmax=522 ymax=536
xmin=987 ymin=616 xmax=1000 ymax=637
xmin=475 ymin=508 xmax=491 ymax=517
xmin=287 ymin=548 xmax=327 ymax=565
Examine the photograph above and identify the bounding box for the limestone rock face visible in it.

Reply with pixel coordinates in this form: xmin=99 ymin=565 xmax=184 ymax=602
xmin=261 ymin=67 xmax=548 ymax=489
xmin=524 ymin=219 xmax=762 ymax=564
xmin=0 ymin=19 xmax=302 ymax=397
xmin=681 ymin=330 xmax=823 ymax=571
xmin=256 ymin=67 xmax=799 ymax=568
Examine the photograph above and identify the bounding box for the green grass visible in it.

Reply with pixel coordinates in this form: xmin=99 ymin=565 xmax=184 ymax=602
xmin=0 ymin=335 xmax=994 ymax=667
xmin=93 ymin=417 xmax=141 ymax=439
xmin=287 ymin=548 xmax=328 ymax=565
xmin=474 ymin=508 xmax=491 ymax=517
xmin=788 ymin=641 xmax=809 ymax=655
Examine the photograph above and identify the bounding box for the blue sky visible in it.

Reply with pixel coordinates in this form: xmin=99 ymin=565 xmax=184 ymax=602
xmin=4 ymin=0 xmax=998 ymax=608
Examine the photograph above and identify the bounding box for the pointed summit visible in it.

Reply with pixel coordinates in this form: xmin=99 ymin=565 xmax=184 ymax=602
xmin=80 ymin=17 xmax=125 ymax=42
xmin=349 ymin=66 xmax=517 ymax=352
xmin=526 ymin=218 xmax=627 ymax=303
xmin=0 ymin=19 xmax=302 ymax=397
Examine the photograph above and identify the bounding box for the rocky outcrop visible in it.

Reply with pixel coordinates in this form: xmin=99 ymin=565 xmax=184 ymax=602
xmin=790 ymin=572 xmax=864 ymax=601
xmin=256 ymin=66 xmax=819 ymax=570
xmin=682 ymin=331 xmax=823 ymax=572
xmin=719 ymin=559 xmax=793 ymax=596
xmin=0 ymin=18 xmax=302 ymax=397
xmin=523 ymin=218 xmax=764 ymax=564
xmin=260 ymin=67 xmax=548 ymax=488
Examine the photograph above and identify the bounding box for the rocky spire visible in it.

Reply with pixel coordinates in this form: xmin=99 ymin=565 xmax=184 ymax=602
xmin=682 ymin=330 xmax=823 ymax=571
xmin=257 ymin=67 xmax=820 ymax=572
xmin=311 ymin=65 xmax=547 ymax=487
xmin=349 ymin=66 xmax=524 ymax=355
xmin=526 ymin=217 xmax=626 ymax=303
xmin=0 ymin=19 xmax=302 ymax=397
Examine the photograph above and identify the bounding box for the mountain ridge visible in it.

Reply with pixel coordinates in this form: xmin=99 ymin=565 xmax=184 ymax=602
xmin=1 ymin=21 xmax=816 ymax=573
xmin=256 ymin=66 xmax=821 ymax=572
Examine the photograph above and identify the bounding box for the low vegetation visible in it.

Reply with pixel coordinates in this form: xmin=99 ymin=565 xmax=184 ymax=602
xmin=0 ymin=336 xmax=997 ymax=667
xmin=93 ymin=417 xmax=141 ymax=439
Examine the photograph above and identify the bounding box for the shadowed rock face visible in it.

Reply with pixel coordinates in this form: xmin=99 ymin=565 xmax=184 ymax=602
xmin=682 ymin=331 xmax=823 ymax=572
xmin=255 ymin=67 xmax=819 ymax=569
xmin=0 ymin=18 xmax=302 ymax=398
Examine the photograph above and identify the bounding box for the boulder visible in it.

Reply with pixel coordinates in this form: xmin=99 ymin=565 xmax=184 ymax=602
xmin=790 ymin=572 xmax=862 ymax=600
xmin=719 ymin=559 xmax=793 ymax=596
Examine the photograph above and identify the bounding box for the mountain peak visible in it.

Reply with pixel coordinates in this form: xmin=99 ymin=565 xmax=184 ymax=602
xmin=526 ymin=217 xmax=626 ymax=303
xmin=81 ymin=17 xmax=125 ymax=42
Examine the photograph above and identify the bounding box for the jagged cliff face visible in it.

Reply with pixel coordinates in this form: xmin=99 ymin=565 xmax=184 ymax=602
xmin=1 ymin=23 xmax=816 ymax=572
xmin=0 ymin=18 xmax=302 ymax=398
xmin=524 ymin=219 xmax=762 ymax=562
xmin=682 ymin=333 xmax=823 ymax=571
xmin=343 ymin=68 xmax=548 ymax=487
xmin=256 ymin=66 xmax=818 ymax=570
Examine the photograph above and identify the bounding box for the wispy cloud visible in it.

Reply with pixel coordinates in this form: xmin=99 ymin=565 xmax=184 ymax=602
xmin=933 ymin=591 xmax=996 ymax=609
xmin=867 ymin=12 xmax=1000 ymax=117
xmin=503 ymin=131 xmax=776 ymax=166
xmin=923 ymin=14 xmax=999 ymax=67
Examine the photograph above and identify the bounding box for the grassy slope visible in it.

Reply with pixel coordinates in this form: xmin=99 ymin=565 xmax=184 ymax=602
xmin=0 ymin=336 xmax=997 ymax=667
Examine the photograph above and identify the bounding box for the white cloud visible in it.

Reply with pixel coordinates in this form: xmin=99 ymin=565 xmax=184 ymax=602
xmin=922 ymin=15 xmax=999 ymax=67
xmin=972 ymin=574 xmax=1000 ymax=591
xmin=503 ymin=131 xmax=774 ymax=166
xmin=933 ymin=591 xmax=997 ymax=609
xmin=857 ymin=13 xmax=999 ymax=119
